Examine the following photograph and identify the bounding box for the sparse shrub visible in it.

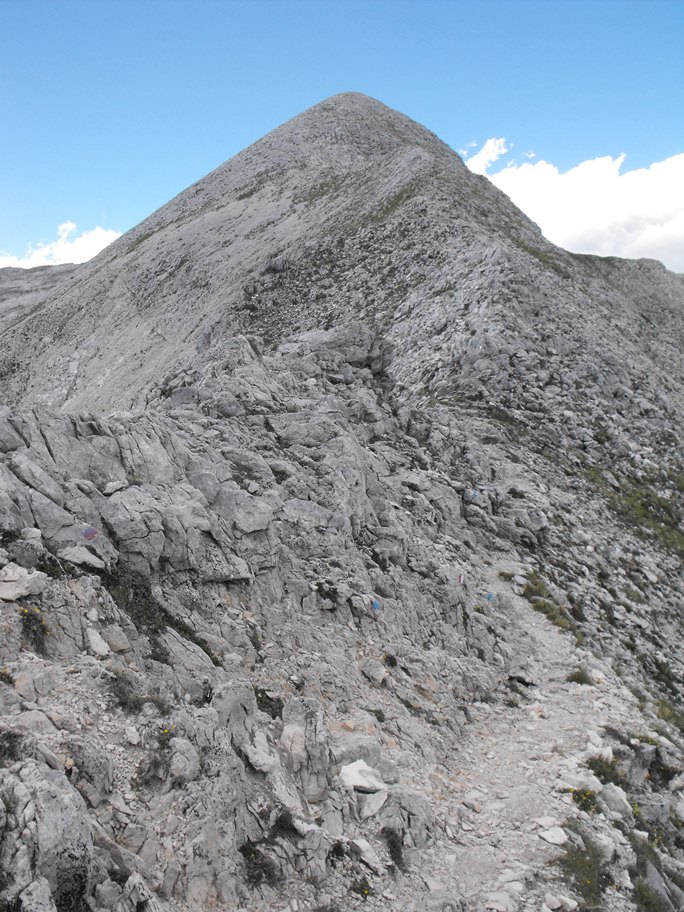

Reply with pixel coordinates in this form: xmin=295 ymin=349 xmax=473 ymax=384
xmin=0 ymin=729 xmax=25 ymax=768
xmin=157 ymin=722 xmax=175 ymax=748
xmin=559 ymin=829 xmax=609 ymax=907
xmin=98 ymin=566 xmax=169 ymax=663
xmin=254 ymin=688 xmax=284 ymax=719
xmin=327 ymin=841 xmax=347 ymax=867
xmin=567 ymin=668 xmax=594 ymax=686
xmin=99 ymin=566 xmax=220 ymax=667
xmin=498 ymin=570 xmax=514 ymax=581
xmin=522 ymin=572 xmax=582 ymax=637
xmin=571 ymin=788 xmax=599 ymax=814
xmin=315 ymin=579 xmax=338 ymax=603
xmin=0 ymin=667 xmax=14 ymax=686
xmin=109 ymin=669 xmax=144 ymax=713
xmin=136 ymin=750 xmax=170 ymax=788
xmin=655 ymin=698 xmax=684 ymax=734
xmin=634 ymin=879 xmax=669 ymax=912
xmin=350 ymin=876 xmax=374 ymax=899
xmin=383 ymin=653 xmax=398 ymax=668
xmin=381 ymin=827 xmax=406 ymax=871
xmin=269 ymin=809 xmax=299 ymax=843
xmin=522 ymin=570 xmax=550 ymax=601
xmin=587 ymin=755 xmax=627 ymax=788
xmin=19 ymin=605 xmax=49 ymax=655
xmin=634 ymin=733 xmax=659 ymax=746
xmin=530 ymin=596 xmax=576 ymax=633
xmin=239 ymin=843 xmax=281 ymax=887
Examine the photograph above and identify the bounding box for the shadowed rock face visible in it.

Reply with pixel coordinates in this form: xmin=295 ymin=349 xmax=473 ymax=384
xmin=0 ymin=94 xmax=683 ymax=912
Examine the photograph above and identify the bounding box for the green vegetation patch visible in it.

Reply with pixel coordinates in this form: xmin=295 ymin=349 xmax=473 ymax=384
xmin=239 ymin=843 xmax=282 ymax=888
xmin=634 ymin=879 xmax=670 ymax=912
xmin=586 ymin=755 xmax=628 ymax=788
xmin=655 ymin=698 xmax=684 ymax=735
xmin=559 ymin=829 xmax=610 ymax=908
xmin=19 ymin=605 xmax=50 ymax=655
xmin=585 ymin=467 xmax=684 ymax=559
xmin=98 ymin=565 xmax=220 ymax=666
xmin=350 ymin=876 xmax=375 ymax=899
xmin=523 ymin=572 xmax=582 ymax=641
xmin=571 ymin=788 xmax=599 ymax=814
xmin=254 ymin=688 xmax=284 ymax=719
xmin=294 ymin=174 xmax=344 ymax=205
xmin=370 ymin=180 xmax=421 ymax=224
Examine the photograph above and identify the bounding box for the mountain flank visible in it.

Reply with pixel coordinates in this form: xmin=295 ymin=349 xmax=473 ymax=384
xmin=0 ymin=93 xmax=683 ymax=912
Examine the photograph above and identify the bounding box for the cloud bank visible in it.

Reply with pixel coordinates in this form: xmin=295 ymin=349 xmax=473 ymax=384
xmin=0 ymin=222 xmax=121 ymax=269
xmin=464 ymin=142 xmax=684 ymax=273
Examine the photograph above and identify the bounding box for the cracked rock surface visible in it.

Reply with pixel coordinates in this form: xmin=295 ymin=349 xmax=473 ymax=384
xmin=0 ymin=93 xmax=683 ymax=912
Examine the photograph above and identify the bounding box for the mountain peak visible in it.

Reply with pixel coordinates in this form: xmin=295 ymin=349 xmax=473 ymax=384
xmin=0 ymin=92 xmax=683 ymax=912
xmin=222 ymin=91 xmax=459 ymax=177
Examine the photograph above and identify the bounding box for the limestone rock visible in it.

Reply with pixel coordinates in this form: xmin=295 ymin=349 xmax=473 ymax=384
xmin=0 ymin=92 xmax=682 ymax=912
xmin=339 ymin=759 xmax=386 ymax=793
xmin=0 ymin=563 xmax=48 ymax=601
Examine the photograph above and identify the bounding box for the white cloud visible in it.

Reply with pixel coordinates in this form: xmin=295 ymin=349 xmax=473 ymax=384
xmin=465 ymin=137 xmax=508 ymax=175
xmin=0 ymin=222 xmax=121 ymax=269
xmin=464 ymin=141 xmax=684 ymax=272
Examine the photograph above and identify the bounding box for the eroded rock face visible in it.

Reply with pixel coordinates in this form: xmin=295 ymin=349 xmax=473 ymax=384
xmin=0 ymin=93 xmax=682 ymax=911
xmin=0 ymin=760 xmax=93 ymax=911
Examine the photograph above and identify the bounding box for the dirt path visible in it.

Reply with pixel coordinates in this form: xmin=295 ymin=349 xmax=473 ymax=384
xmin=420 ymin=582 xmax=645 ymax=912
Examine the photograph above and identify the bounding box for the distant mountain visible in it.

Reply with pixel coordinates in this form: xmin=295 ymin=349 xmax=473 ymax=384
xmin=0 ymin=94 xmax=683 ymax=912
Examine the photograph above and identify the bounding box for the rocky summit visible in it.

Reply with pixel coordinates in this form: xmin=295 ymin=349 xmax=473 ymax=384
xmin=0 ymin=93 xmax=683 ymax=912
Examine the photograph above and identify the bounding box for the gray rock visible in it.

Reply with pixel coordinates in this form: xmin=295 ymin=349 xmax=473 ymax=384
xmin=0 ymin=563 xmax=48 ymax=601
xmin=339 ymin=759 xmax=385 ymax=793
xmin=0 ymin=760 xmax=93 ymax=911
xmin=599 ymin=783 xmax=633 ymax=820
xmin=63 ymin=736 xmax=114 ymax=807
xmin=0 ymin=92 xmax=682 ymax=912
xmin=57 ymin=546 xmax=106 ymax=569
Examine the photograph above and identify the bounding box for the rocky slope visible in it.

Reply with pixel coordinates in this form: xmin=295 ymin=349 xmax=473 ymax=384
xmin=0 ymin=264 xmax=77 ymax=335
xmin=0 ymin=93 xmax=683 ymax=912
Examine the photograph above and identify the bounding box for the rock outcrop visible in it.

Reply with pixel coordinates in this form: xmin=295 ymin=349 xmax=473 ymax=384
xmin=0 ymin=93 xmax=682 ymax=912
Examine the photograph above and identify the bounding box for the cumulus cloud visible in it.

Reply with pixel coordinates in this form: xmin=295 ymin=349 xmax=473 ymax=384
xmin=0 ymin=222 xmax=121 ymax=269
xmin=464 ymin=142 xmax=684 ymax=273
xmin=465 ymin=137 xmax=509 ymax=175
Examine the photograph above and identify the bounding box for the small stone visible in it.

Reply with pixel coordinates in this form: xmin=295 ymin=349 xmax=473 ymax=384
xmin=57 ymin=546 xmax=105 ymax=569
xmin=557 ymin=897 xmax=578 ymax=911
xmin=539 ymin=827 xmax=567 ymax=846
xmin=86 ymin=627 xmax=111 ymax=657
xmin=103 ymin=480 xmax=127 ymax=495
xmin=600 ymin=783 xmax=633 ymax=819
xmin=485 ymin=897 xmax=512 ymax=912
xmin=350 ymin=838 xmax=383 ymax=873
xmin=534 ymin=815 xmax=558 ymax=829
xmin=339 ymin=759 xmax=385 ymax=793
xmin=0 ymin=562 xmax=48 ymax=601
xmin=357 ymin=789 xmax=388 ymax=819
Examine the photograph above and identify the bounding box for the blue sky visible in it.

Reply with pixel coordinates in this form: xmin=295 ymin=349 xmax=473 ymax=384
xmin=1 ymin=0 xmax=683 ymax=268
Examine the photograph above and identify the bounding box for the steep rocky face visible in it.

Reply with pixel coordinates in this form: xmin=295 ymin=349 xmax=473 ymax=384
xmin=0 ymin=94 xmax=683 ymax=912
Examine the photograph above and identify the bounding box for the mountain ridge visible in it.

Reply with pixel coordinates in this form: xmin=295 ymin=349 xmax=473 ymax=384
xmin=0 ymin=94 xmax=683 ymax=912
